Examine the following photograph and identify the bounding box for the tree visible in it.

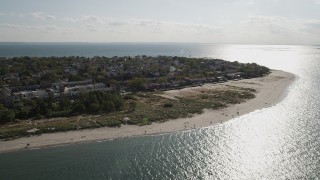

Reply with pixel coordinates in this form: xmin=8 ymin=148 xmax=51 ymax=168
xmin=59 ymin=96 xmax=71 ymax=109
xmin=157 ymin=77 xmax=168 ymax=84
xmin=72 ymin=103 xmax=86 ymax=114
xmin=88 ymin=103 xmax=100 ymax=113
xmin=0 ymin=109 xmax=15 ymax=124
xmin=129 ymin=101 xmax=136 ymax=112
xmin=127 ymin=77 xmax=146 ymax=92
xmin=108 ymin=79 xmax=118 ymax=87
xmin=103 ymin=101 xmax=115 ymax=113
xmin=0 ymin=80 xmax=5 ymax=87
xmin=40 ymin=72 xmax=59 ymax=83
xmin=0 ymin=66 xmax=8 ymax=76
xmin=68 ymin=74 xmax=83 ymax=81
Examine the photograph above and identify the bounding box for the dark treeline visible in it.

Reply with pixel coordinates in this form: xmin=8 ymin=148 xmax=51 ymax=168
xmin=0 ymin=91 xmax=123 ymax=124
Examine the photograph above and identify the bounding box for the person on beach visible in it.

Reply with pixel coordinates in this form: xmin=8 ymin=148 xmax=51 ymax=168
xmin=24 ymin=143 xmax=30 ymax=149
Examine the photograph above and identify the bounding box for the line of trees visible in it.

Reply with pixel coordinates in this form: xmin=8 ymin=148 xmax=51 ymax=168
xmin=0 ymin=91 xmax=123 ymax=124
xmin=239 ymin=63 xmax=270 ymax=78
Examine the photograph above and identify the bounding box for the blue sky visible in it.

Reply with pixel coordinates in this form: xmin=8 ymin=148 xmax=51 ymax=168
xmin=0 ymin=0 xmax=320 ymax=44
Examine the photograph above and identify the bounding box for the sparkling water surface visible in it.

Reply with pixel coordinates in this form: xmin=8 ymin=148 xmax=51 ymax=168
xmin=0 ymin=44 xmax=319 ymax=179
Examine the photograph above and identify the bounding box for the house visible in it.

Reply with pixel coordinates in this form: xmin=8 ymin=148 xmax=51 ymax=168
xmin=63 ymin=83 xmax=109 ymax=95
xmin=2 ymin=73 xmax=19 ymax=81
xmin=12 ymin=90 xmax=49 ymax=101
xmin=52 ymin=80 xmax=92 ymax=91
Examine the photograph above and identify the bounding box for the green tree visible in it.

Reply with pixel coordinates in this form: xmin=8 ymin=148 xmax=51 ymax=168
xmin=103 ymin=101 xmax=115 ymax=113
xmin=68 ymin=74 xmax=83 ymax=81
xmin=129 ymin=101 xmax=136 ymax=112
xmin=0 ymin=109 xmax=15 ymax=124
xmin=72 ymin=103 xmax=86 ymax=114
xmin=127 ymin=77 xmax=146 ymax=92
xmin=88 ymin=103 xmax=100 ymax=113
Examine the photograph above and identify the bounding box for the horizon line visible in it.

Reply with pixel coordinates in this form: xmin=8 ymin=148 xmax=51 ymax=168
xmin=0 ymin=41 xmax=318 ymax=46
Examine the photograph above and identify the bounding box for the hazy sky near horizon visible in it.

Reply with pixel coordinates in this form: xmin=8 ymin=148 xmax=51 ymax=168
xmin=0 ymin=0 xmax=320 ymax=44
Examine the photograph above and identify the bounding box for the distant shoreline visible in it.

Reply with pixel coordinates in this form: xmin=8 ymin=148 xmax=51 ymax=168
xmin=0 ymin=70 xmax=296 ymax=153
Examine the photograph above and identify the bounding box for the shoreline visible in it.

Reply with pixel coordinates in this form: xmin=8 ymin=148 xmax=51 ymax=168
xmin=0 ymin=70 xmax=296 ymax=153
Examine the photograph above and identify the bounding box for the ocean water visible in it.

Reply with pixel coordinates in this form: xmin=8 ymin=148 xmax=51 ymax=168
xmin=0 ymin=43 xmax=319 ymax=179
xmin=0 ymin=42 xmax=223 ymax=58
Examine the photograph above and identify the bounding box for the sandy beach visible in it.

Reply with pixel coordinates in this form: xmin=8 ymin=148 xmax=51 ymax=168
xmin=0 ymin=70 xmax=295 ymax=153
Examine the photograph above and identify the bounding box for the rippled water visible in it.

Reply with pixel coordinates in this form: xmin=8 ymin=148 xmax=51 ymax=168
xmin=0 ymin=44 xmax=319 ymax=179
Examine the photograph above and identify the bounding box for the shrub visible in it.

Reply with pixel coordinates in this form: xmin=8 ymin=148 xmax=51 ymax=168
xmin=163 ymin=102 xmax=173 ymax=108
xmin=106 ymin=119 xmax=122 ymax=127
